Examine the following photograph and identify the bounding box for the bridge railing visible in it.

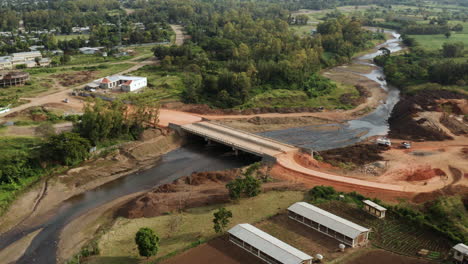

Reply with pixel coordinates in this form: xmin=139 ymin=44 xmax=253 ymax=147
xmin=191 ymin=122 xmax=285 ymax=153
xmin=182 ymin=125 xmax=273 ymax=157
xmin=207 ymin=121 xmax=297 ymax=149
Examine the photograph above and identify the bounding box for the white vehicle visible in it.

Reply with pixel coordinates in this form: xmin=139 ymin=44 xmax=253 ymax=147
xmin=401 ymin=142 xmax=411 ymax=149
xmin=376 ymin=137 xmax=391 ymax=147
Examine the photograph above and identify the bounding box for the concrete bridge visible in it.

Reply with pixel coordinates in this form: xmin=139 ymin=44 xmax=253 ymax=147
xmin=170 ymin=121 xmax=300 ymax=161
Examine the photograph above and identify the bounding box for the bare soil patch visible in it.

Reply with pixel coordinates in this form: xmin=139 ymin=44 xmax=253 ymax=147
xmin=52 ymin=71 xmax=96 ymax=87
xmin=345 ymin=249 xmax=433 ymax=264
xmin=318 ymin=143 xmax=386 ymax=166
xmin=255 ymin=214 xmax=349 ymax=261
xmin=160 ymin=238 xmax=263 ymax=264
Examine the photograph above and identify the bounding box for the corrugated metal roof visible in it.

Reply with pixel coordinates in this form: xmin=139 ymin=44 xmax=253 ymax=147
xmin=288 ymin=202 xmax=369 ymax=239
xmin=453 ymin=243 xmax=468 ymax=254
xmin=363 ymin=200 xmax=387 ymax=211
xmin=228 ymin=223 xmax=312 ymax=264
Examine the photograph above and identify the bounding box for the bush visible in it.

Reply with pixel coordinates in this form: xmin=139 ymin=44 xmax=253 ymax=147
xmin=135 ymin=227 xmax=159 ymax=258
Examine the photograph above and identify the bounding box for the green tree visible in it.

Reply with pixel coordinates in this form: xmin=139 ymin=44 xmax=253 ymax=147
xmin=213 ymin=207 xmax=232 ymax=233
xmin=444 ymin=31 xmax=452 ymax=39
xmin=442 ymin=42 xmax=464 ymax=58
xmin=41 ymin=132 xmax=91 ymax=166
xmin=135 ymin=227 xmax=159 ymax=258
xmin=243 ymin=175 xmax=261 ymax=197
xmin=226 ymin=178 xmax=244 ymax=200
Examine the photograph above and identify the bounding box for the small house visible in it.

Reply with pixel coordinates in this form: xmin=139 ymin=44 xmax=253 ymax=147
xmin=451 ymin=243 xmax=468 ymax=264
xmin=86 ymin=75 xmax=147 ymax=92
xmin=228 ymin=223 xmax=313 ymax=264
xmin=363 ymin=200 xmax=387 ymax=219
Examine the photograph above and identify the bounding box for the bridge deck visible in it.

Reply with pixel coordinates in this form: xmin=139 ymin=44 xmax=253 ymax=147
xmin=181 ymin=121 xmax=298 ymax=157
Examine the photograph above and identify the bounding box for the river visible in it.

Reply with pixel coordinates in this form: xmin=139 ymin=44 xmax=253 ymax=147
xmin=0 ymin=31 xmax=402 ymax=264
xmin=0 ymin=143 xmax=257 ymax=264
xmin=262 ymin=31 xmax=403 ymax=150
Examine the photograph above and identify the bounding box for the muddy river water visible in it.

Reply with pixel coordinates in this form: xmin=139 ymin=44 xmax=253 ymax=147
xmin=262 ymin=31 xmax=403 ymax=150
xmin=0 ymin=31 xmax=402 ymax=264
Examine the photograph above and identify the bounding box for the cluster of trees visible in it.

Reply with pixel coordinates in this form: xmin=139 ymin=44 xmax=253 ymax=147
xmin=149 ymin=1 xmax=380 ymax=108
xmin=0 ymin=97 xmax=158 ymax=187
xmin=401 ymin=24 xmax=450 ymax=35
xmin=75 ymin=99 xmax=159 ymax=146
xmin=374 ymin=45 xmax=467 ymax=89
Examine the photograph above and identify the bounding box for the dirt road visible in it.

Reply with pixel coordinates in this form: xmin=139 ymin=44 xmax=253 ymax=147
xmin=170 ymin=24 xmax=186 ymax=46
xmin=0 ymin=25 xmax=186 ymax=121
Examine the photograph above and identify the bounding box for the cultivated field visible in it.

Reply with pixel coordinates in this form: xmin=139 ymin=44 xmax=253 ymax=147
xmin=343 ymin=249 xmax=433 ymax=264
xmin=319 ymin=201 xmax=452 ymax=261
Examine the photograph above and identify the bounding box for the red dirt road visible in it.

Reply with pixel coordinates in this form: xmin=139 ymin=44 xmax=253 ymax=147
xmin=161 ymin=238 xmax=262 ymax=264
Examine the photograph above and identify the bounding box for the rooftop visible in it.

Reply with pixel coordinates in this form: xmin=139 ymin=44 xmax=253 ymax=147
xmin=288 ymin=202 xmax=369 ymax=239
xmin=363 ymin=200 xmax=387 ymax=211
xmin=453 ymin=243 xmax=468 ymax=254
xmin=228 ymin=223 xmax=312 ymax=264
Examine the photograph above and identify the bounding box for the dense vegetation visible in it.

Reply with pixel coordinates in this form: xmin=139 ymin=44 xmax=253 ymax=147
xmin=147 ymin=1 xmax=382 ymax=108
xmin=374 ymin=39 xmax=467 ymax=92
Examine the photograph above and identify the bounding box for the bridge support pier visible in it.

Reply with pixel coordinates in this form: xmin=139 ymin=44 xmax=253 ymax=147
xmin=232 ymin=148 xmax=239 ymax=156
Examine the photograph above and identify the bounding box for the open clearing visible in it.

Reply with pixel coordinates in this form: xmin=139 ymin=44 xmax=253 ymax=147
xmin=85 ymin=191 xmax=304 ymax=264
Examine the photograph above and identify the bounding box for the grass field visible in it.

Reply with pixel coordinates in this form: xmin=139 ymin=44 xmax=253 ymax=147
xmin=124 ymin=65 xmax=185 ymax=101
xmin=85 ymin=191 xmax=305 ymax=264
xmin=242 ymin=81 xmax=358 ymax=110
xmin=409 ymin=33 xmax=468 ymax=50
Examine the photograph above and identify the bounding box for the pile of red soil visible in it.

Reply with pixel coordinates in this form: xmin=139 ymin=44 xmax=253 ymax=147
xmin=405 ymin=166 xmax=446 ymax=181
xmin=318 ymin=143 xmax=386 ymax=166
xmin=389 ymin=90 xmax=467 ymax=141
xmin=294 ymin=153 xmax=333 ymax=170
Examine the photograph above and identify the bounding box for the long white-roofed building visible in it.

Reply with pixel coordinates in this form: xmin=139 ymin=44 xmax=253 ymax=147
xmin=288 ymin=202 xmax=370 ymax=248
xmin=228 ymin=223 xmax=313 ymax=264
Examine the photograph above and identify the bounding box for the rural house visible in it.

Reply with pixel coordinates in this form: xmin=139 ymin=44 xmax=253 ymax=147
xmin=451 ymin=243 xmax=468 ymax=264
xmin=228 ymin=223 xmax=313 ymax=264
xmin=86 ymin=75 xmax=147 ymax=92
xmin=288 ymin=202 xmax=370 ymax=248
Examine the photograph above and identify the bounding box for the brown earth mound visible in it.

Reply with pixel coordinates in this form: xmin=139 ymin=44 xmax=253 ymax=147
xmin=116 ymin=168 xmax=304 ymax=219
xmin=405 ymin=166 xmax=446 ymax=182
xmin=294 ymin=152 xmax=333 ymax=170
xmin=318 ymin=143 xmax=386 ymax=166
xmin=440 ymin=113 xmax=468 ymax=136
xmin=389 ymin=90 xmax=467 ymax=140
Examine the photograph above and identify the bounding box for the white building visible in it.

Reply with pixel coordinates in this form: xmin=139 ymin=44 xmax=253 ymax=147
xmin=452 ymin=243 xmax=468 ymax=264
xmin=228 ymin=223 xmax=313 ymax=264
xmin=86 ymin=75 xmax=147 ymax=92
xmin=288 ymin=202 xmax=370 ymax=248
xmin=12 ymin=51 xmax=42 ymax=61
xmin=79 ymin=47 xmax=104 ymax=55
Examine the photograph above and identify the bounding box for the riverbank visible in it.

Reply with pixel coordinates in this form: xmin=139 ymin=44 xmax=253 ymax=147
xmin=0 ymin=129 xmax=184 ymax=236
